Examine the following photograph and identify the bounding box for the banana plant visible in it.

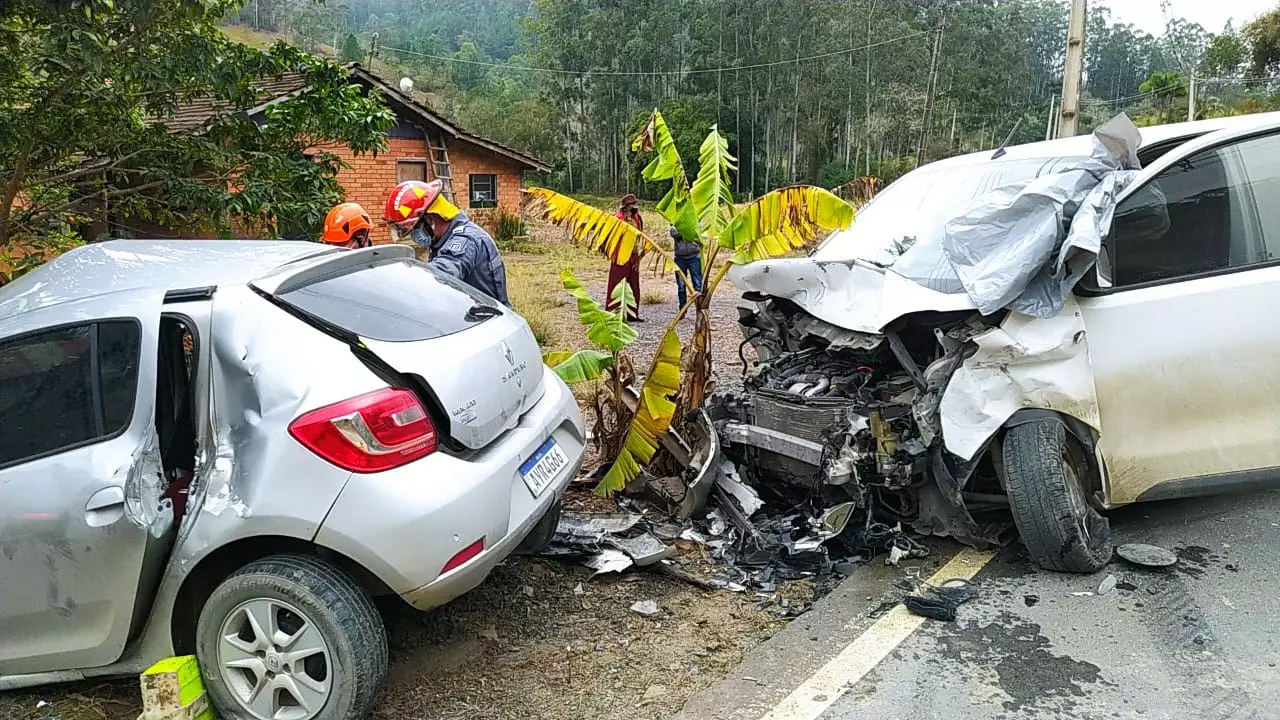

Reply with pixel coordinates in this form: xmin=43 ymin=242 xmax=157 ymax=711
xmin=543 ymin=270 xmax=683 ymax=495
xmin=527 ymin=109 xmax=855 ymax=419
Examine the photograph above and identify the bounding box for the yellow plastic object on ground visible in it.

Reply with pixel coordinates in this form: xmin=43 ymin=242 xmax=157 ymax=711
xmin=138 ymin=655 xmax=214 ymax=720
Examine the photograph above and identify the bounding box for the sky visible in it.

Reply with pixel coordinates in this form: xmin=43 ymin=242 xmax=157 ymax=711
xmin=1098 ymin=0 xmax=1275 ymax=36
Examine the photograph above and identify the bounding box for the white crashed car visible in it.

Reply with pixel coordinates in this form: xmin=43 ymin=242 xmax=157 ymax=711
xmin=720 ymin=112 xmax=1280 ymax=572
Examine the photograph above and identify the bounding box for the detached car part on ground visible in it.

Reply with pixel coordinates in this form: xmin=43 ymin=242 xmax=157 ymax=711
xmin=709 ymin=111 xmax=1280 ymax=573
xmin=0 ymin=242 xmax=585 ymax=719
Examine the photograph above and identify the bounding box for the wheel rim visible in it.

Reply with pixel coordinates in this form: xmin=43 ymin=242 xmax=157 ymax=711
xmin=217 ymin=598 xmax=333 ymax=720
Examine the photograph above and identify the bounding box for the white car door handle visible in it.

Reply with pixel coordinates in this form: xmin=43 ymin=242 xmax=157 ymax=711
xmin=85 ymin=487 xmax=126 ymax=527
xmin=86 ymin=486 xmax=125 ymax=511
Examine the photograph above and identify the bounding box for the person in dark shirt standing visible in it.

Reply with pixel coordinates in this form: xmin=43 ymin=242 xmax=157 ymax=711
xmin=670 ymin=226 xmax=702 ymax=310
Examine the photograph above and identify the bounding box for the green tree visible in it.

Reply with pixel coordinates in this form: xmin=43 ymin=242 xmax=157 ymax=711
xmin=1202 ymin=22 xmax=1247 ymax=77
xmin=339 ymin=32 xmax=363 ymax=63
xmin=1245 ymin=7 xmax=1280 ymax=76
xmin=0 ymin=0 xmax=394 ymax=262
xmin=1138 ymin=70 xmax=1189 ymax=123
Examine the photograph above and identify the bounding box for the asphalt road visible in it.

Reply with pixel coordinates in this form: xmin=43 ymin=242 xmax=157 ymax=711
xmin=675 ymin=487 xmax=1280 ymax=720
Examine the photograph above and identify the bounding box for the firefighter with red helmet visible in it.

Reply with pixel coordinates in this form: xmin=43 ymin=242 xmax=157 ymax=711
xmin=383 ymin=179 xmax=510 ymax=305
xmin=321 ymin=202 xmax=374 ymax=249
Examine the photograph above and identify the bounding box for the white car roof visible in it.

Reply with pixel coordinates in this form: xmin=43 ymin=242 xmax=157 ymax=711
xmin=922 ymin=112 xmax=1280 ymax=171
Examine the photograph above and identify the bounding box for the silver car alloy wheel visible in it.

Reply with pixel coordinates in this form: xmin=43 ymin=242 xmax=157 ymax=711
xmin=217 ymin=597 xmax=333 ymax=720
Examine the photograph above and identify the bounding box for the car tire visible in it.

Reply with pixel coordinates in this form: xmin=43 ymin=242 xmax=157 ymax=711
xmin=516 ymin=499 xmax=562 ymax=555
xmin=1002 ymin=418 xmax=1113 ymax=573
xmin=195 ymin=554 xmax=388 ymax=720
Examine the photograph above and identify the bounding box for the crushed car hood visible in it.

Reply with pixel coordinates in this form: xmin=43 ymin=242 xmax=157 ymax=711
xmin=730 ymin=115 xmax=1144 ymax=462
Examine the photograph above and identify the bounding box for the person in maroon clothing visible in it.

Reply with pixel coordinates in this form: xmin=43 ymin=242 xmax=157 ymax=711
xmin=607 ymin=193 xmax=645 ymax=322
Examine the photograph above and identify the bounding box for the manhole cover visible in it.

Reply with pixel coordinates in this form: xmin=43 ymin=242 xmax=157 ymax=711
xmin=1116 ymin=543 xmax=1177 ymax=567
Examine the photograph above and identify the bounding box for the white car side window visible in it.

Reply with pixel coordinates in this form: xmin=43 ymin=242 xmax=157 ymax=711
xmin=1109 ymin=132 xmax=1280 ymax=287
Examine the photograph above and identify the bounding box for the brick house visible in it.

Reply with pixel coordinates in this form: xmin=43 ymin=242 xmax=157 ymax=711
xmin=320 ymin=66 xmax=549 ymax=243
xmin=117 ymin=64 xmax=548 ymax=243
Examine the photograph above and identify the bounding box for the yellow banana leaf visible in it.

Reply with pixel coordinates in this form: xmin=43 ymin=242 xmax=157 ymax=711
xmin=526 ymin=187 xmax=652 ymax=265
xmin=596 ymin=328 xmax=682 ymax=496
xmin=690 ymin=124 xmax=736 ymax=240
xmin=718 ymin=186 xmax=855 ymax=264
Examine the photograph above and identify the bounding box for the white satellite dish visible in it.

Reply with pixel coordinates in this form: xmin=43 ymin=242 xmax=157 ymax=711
xmin=399 ymin=77 xmax=414 ymax=95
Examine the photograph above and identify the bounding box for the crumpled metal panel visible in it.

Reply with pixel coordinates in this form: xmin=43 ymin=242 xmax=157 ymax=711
xmin=729 ymin=258 xmax=975 ymax=335
xmin=941 ymin=114 xmax=1142 ymax=318
xmin=939 ymin=296 xmax=1099 ymax=460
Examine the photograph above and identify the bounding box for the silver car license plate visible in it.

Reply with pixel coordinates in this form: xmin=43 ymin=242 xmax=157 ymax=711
xmin=520 ymin=438 xmax=567 ymax=497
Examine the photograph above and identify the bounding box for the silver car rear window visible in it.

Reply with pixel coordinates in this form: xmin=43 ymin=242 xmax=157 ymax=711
xmin=278 ymin=258 xmax=499 ymax=342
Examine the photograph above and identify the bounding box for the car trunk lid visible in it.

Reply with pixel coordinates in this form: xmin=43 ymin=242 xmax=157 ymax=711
xmin=251 ymin=246 xmax=544 ymax=450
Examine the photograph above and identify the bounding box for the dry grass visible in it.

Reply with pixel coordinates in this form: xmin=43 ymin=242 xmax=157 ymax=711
xmin=506 ymin=222 xmax=608 ymax=354
xmin=640 ymin=290 xmax=666 ymax=305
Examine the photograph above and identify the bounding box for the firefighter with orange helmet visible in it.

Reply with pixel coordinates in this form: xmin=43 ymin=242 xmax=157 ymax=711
xmin=321 ymin=202 xmax=374 ymax=249
xmin=383 ymin=179 xmax=509 ymax=305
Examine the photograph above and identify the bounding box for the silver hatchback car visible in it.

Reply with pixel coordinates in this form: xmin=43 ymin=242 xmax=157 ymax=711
xmin=0 ymin=241 xmax=584 ymax=719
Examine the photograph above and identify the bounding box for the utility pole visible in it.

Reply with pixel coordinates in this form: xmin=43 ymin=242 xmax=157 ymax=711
xmin=1059 ymin=0 xmax=1086 ymax=137
xmin=1045 ymin=94 xmax=1057 ymax=140
xmin=917 ymin=17 xmax=945 ymax=167
xmin=1188 ymin=73 xmax=1197 ymax=121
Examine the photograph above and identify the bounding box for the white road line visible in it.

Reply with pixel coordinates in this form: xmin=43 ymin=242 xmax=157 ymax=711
xmin=760 ymin=547 xmax=997 ymax=720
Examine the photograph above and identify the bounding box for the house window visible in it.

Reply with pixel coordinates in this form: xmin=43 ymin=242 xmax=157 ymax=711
xmin=469 ymin=174 xmax=498 ymax=209
xmin=397 ymin=159 xmax=428 ymax=183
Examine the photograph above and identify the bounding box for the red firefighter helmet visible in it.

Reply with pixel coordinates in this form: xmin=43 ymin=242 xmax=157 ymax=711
xmin=384 ymin=179 xmax=444 ymax=230
xmin=322 ymin=203 xmax=373 ymax=246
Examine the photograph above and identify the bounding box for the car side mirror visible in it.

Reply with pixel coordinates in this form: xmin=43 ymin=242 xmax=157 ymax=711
xmin=1094 ymin=243 xmax=1115 ymax=289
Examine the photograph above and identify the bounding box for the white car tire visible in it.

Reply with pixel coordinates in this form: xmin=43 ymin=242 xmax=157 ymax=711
xmin=195 ymin=554 xmax=388 ymax=720
xmin=1002 ymin=419 xmax=1113 ymax=573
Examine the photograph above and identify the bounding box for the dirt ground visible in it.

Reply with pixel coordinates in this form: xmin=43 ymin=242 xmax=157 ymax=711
xmin=0 ymin=203 xmax=785 ymax=720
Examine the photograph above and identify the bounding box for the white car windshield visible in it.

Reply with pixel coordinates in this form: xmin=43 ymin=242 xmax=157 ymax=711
xmin=812 ymin=155 xmax=1087 ymax=266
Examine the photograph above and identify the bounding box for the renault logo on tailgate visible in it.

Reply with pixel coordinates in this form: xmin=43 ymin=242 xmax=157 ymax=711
xmin=499 ymin=341 xmax=527 ymax=388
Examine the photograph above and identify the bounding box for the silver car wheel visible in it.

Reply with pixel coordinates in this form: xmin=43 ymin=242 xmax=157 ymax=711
xmin=217 ymin=597 xmax=333 ymax=720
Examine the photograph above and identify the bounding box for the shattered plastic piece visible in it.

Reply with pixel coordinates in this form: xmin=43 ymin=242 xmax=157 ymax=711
xmin=679 ymin=528 xmax=711 ymax=545
xmin=1116 ymin=543 xmax=1178 ymax=568
xmin=557 ymin=512 xmax=644 ymax=539
xmin=521 ymin=585 xmax=535 ymax=598
xmin=1071 ymin=591 xmax=1095 ymax=597
xmin=715 ymin=461 xmax=763 ymax=516
xmin=583 ymin=549 xmax=633 ymax=576
xmin=595 ymin=640 xmax=605 ymax=651
xmin=573 ymin=583 xmax=585 ymax=596
xmin=1097 ymin=574 xmax=1117 ymax=595
xmin=1024 ymin=594 xmax=1040 ymax=607
xmin=607 ymin=532 xmax=675 ymax=567
xmin=886 ymin=544 xmax=907 ymax=566
xmin=630 ymin=599 xmax=661 ymax=617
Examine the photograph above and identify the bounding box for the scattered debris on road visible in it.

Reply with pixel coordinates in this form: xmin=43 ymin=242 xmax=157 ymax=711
xmin=1097 ymin=574 xmax=1117 ymax=595
xmin=1116 ymin=543 xmax=1179 ymax=568
xmin=631 ymin=599 xmax=662 ymax=617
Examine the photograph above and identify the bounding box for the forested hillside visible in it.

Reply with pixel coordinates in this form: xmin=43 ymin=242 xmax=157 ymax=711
xmin=226 ymin=0 xmax=1278 ymax=195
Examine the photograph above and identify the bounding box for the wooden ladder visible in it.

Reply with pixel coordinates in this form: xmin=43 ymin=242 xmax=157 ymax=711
xmin=427 ymin=137 xmax=457 ymax=204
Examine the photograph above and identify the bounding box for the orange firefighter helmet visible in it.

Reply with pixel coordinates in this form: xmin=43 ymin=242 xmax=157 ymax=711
xmin=322 ymin=202 xmax=373 ymax=246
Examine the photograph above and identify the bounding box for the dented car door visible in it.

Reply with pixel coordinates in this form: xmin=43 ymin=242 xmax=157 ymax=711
xmin=0 ymin=289 xmax=169 ymax=675
xmin=1080 ymin=128 xmax=1280 ymax=504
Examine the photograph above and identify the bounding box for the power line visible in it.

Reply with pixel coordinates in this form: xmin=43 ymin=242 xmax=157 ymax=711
xmin=378 ymin=29 xmax=934 ymax=77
